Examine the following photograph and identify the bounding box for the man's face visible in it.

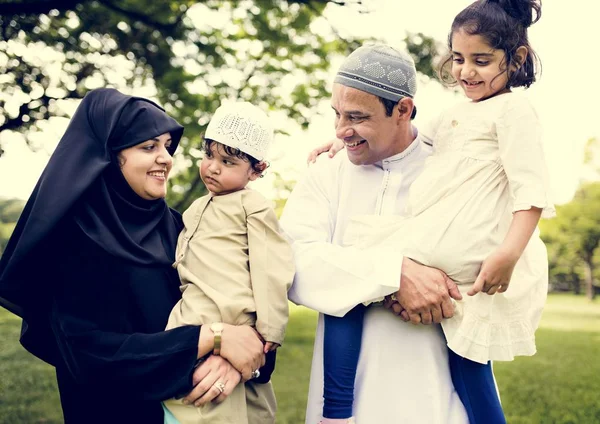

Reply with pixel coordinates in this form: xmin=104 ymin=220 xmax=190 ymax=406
xmin=331 ymin=83 xmax=404 ymax=166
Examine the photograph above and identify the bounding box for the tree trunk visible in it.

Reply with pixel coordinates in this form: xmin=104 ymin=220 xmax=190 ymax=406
xmin=582 ymin=257 xmax=596 ymax=300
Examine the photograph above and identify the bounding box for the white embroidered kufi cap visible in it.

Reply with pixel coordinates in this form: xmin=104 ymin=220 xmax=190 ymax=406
xmin=204 ymin=101 xmax=273 ymax=161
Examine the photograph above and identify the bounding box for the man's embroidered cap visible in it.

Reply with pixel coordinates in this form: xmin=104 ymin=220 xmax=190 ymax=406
xmin=334 ymin=44 xmax=418 ymax=106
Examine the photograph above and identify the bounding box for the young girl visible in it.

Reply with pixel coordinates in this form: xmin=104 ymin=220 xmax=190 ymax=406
xmin=163 ymin=102 xmax=294 ymax=424
xmin=317 ymin=1 xmax=553 ymax=423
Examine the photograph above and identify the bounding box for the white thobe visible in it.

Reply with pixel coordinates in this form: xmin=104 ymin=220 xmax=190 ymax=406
xmin=280 ymin=135 xmax=469 ymax=424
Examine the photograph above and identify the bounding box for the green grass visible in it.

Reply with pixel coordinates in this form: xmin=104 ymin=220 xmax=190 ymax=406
xmin=494 ymin=294 xmax=600 ymax=424
xmin=1 ymin=294 xmax=598 ymax=423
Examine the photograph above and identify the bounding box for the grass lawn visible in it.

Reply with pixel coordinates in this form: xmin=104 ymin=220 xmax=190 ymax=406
xmin=1 ymin=293 xmax=599 ymax=423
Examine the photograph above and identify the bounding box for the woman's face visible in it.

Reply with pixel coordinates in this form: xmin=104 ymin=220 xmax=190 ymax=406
xmin=118 ymin=132 xmax=173 ymax=200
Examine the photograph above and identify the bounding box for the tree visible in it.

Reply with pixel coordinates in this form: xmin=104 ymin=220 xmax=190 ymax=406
xmin=541 ymin=182 xmax=600 ymax=300
xmin=0 ymin=0 xmax=441 ymax=211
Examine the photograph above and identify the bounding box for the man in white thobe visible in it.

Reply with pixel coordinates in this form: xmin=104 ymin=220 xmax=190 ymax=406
xmin=280 ymin=44 xmax=470 ymax=423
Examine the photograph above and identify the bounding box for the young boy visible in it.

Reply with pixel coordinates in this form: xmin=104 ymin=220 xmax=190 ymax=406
xmin=164 ymin=102 xmax=294 ymax=424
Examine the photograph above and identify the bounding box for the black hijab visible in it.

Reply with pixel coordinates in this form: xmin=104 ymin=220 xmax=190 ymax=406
xmin=0 ymin=88 xmax=184 ymax=320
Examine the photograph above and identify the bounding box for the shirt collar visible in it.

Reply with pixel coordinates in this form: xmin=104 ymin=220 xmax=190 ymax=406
xmin=374 ymin=131 xmax=423 ymax=169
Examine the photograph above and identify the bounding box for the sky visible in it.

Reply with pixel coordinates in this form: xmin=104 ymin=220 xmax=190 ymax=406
xmin=0 ymin=0 xmax=597 ymax=205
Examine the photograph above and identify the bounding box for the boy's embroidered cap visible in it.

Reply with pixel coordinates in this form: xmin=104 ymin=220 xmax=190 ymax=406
xmin=205 ymin=102 xmax=273 ymax=161
xmin=335 ymin=44 xmax=418 ymax=103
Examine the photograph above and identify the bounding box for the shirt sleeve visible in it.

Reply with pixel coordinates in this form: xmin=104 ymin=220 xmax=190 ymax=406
xmin=280 ymin=157 xmax=402 ymax=317
xmin=245 ymin=191 xmax=294 ymax=346
xmin=52 ymin=235 xmax=200 ymax=402
xmin=497 ymin=95 xmax=556 ymax=218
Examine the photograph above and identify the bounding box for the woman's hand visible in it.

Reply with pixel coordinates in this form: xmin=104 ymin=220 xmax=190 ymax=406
xmin=182 ymin=356 xmax=242 ymax=406
xmin=220 ymin=324 xmax=265 ymax=381
xmin=468 ymin=248 xmax=518 ymax=296
xmin=306 ymin=139 xmax=345 ymax=164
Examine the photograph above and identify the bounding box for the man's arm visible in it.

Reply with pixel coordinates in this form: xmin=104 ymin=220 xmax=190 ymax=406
xmin=280 ymin=158 xmax=401 ymax=317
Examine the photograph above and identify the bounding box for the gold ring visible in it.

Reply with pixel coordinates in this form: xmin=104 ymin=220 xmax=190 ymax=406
xmin=391 ymin=293 xmax=398 ymax=301
xmin=214 ymin=381 xmax=226 ymax=393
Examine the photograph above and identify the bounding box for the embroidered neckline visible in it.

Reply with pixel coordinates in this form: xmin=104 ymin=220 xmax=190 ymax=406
xmin=381 ymin=135 xmax=421 ymax=165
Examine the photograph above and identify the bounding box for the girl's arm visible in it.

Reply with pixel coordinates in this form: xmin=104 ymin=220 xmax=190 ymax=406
xmin=468 ymin=207 xmax=542 ymax=296
xmin=306 ymin=138 xmax=345 ymax=164
xmin=470 ymin=96 xmax=555 ymax=297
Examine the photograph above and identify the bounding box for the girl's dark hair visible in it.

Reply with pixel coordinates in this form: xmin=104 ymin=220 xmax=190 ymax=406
xmin=203 ymin=138 xmax=267 ymax=174
xmin=440 ymin=0 xmax=542 ymax=89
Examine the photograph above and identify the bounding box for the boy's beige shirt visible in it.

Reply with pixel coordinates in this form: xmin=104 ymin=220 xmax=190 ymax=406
xmin=166 ymin=189 xmax=294 ymax=346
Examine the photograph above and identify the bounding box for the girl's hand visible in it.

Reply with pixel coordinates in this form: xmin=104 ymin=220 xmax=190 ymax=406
xmin=306 ymin=139 xmax=345 ymax=164
xmin=468 ymin=249 xmax=518 ymax=296
xmin=219 ymin=324 xmax=265 ymax=381
xmin=183 ymin=355 xmax=242 ymax=406
xmin=264 ymin=341 xmax=280 ymax=353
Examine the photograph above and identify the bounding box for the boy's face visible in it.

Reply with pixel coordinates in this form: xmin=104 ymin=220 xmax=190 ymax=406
xmin=200 ymin=141 xmax=260 ymax=196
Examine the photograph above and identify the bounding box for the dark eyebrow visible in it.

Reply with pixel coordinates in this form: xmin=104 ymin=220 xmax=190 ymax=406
xmin=331 ymin=106 xmax=368 ymax=116
xmin=151 ymin=137 xmax=173 ymax=143
xmin=451 ymin=51 xmax=494 ymax=58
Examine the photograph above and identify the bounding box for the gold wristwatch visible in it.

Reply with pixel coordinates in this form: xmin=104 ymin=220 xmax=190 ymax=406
xmin=210 ymin=322 xmax=224 ymax=356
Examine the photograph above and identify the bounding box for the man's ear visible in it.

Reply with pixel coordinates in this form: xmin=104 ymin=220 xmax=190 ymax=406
xmin=397 ymin=97 xmax=415 ymax=121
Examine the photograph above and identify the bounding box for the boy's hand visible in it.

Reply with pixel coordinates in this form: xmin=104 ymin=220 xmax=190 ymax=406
xmin=264 ymin=342 xmax=280 ymax=353
xmin=469 ymin=249 xmax=518 ymax=296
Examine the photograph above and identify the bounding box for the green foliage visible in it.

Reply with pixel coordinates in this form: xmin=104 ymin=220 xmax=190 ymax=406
xmin=0 ymin=0 xmax=365 ymax=210
xmin=0 ymin=197 xmax=24 ymax=222
xmin=0 ymin=0 xmax=442 ymax=211
xmin=405 ymin=31 xmax=446 ymax=83
xmin=1 ymin=295 xmax=600 ymax=423
xmin=540 ymin=182 xmax=600 ymax=299
xmin=0 ymin=197 xmax=24 ymax=255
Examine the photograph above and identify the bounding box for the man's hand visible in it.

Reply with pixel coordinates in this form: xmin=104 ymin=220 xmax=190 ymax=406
xmin=393 ymin=258 xmax=462 ymax=325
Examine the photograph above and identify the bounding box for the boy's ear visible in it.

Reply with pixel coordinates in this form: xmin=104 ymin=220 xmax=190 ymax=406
xmin=249 ymin=161 xmax=268 ymax=181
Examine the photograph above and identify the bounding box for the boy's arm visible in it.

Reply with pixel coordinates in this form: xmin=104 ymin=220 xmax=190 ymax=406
xmin=246 ymin=191 xmax=294 ymax=347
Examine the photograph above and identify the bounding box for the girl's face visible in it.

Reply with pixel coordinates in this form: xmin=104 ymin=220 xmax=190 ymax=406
xmin=200 ymin=141 xmax=261 ymax=196
xmin=450 ymin=29 xmax=511 ymax=102
xmin=118 ymin=132 xmax=173 ymax=200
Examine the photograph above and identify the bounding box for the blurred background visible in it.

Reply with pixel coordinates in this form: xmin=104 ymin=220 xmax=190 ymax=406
xmin=0 ymin=1 xmax=599 ymax=423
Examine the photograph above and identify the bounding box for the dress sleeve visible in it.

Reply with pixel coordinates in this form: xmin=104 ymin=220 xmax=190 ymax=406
xmin=496 ymin=95 xmax=556 ymax=218
xmin=419 ymin=111 xmax=443 ymax=147
xmin=280 ymin=157 xmax=401 ymax=317
xmin=245 ymin=191 xmax=294 ymax=346
xmin=52 ymin=236 xmax=200 ymax=402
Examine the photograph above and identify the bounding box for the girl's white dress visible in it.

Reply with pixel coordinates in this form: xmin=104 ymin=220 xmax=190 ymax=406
xmin=348 ymin=92 xmax=555 ymax=364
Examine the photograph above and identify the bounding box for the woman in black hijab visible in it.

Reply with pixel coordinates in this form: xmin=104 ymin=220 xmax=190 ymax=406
xmin=0 ymin=88 xmax=265 ymax=423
